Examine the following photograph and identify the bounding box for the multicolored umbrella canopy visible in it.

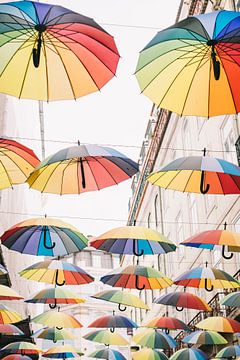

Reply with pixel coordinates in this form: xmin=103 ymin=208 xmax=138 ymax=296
xmin=0 ymin=342 xmax=42 ymax=355
xmin=132 ymin=349 xmax=168 ymax=360
xmin=182 ymin=330 xmax=227 ymax=345
xmin=173 ymin=265 xmax=240 ymax=291
xmin=216 ymin=345 xmax=240 ymax=358
xmin=196 ymin=316 xmax=240 ymax=333
xmin=220 ymin=292 xmax=240 ymax=307
xmin=154 ymin=291 xmax=212 ymax=311
xmin=32 ymin=310 xmax=83 ymax=329
xmin=27 ymin=144 xmax=139 ymax=195
xmin=0 ymin=1 xmax=120 ymax=101
xmin=0 ymin=324 xmax=24 ymax=335
xmin=0 ymin=304 xmax=22 ymax=324
xmin=100 ymin=265 xmax=173 ymax=291
xmin=88 ymin=313 xmax=138 ymax=331
xmin=147 ymin=154 xmax=240 ymax=195
xmin=91 ymin=289 xmax=149 ymax=311
xmin=0 ymin=139 xmax=39 ymax=190
xmin=170 ymin=349 xmax=207 ymax=360
xmin=2 ymin=356 xmax=32 ymax=360
xmin=133 ymin=328 xmax=177 ymax=349
xmin=1 ymin=217 xmax=88 ymax=257
xmin=143 ymin=316 xmax=190 ymax=331
xmin=42 ymin=345 xmax=83 ymax=358
xmin=135 ymin=10 xmax=240 ymax=117
xmin=90 ymin=226 xmax=176 ymax=256
xmin=0 ymin=284 xmax=23 ymax=300
xmin=83 ymin=329 xmax=129 ymax=346
xmin=25 ymin=287 xmax=85 ymax=308
xmin=88 ymin=349 xmax=126 ymax=360
xmin=19 ymin=259 xmax=94 ymax=286
xmin=33 ymin=327 xmax=75 ymax=342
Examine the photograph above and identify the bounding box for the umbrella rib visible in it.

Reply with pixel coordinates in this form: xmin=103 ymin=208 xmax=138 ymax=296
xmin=20 ymin=226 xmax=39 ymax=254
xmin=32 ymin=161 xmax=64 ymax=193
xmin=84 ymin=157 xmax=101 ymax=191
xmin=0 ymin=149 xmax=35 ymax=177
xmin=42 ymin=32 xmax=50 ymax=101
xmin=18 ymin=39 xmax=36 ymax=99
xmin=88 ymin=156 xmax=119 ymax=186
xmin=97 ymin=156 xmax=136 ymax=181
xmin=216 ymin=172 xmax=225 ymax=195
xmin=59 ymin=158 xmax=74 ymax=195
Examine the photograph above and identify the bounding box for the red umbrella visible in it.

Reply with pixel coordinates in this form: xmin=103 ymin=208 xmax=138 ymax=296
xmin=143 ymin=316 xmax=190 ymax=333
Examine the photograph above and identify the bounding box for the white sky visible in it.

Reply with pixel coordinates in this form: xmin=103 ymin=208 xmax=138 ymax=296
xmin=29 ymin=0 xmax=180 ymax=237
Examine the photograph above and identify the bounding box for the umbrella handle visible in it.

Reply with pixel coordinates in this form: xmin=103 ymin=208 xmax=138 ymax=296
xmin=135 ymin=276 xmax=145 ymax=291
xmin=80 ymin=158 xmax=86 ymax=189
xmin=133 ymin=239 xmax=144 ymax=256
xmin=118 ymin=303 xmax=127 ymax=312
xmin=43 ymin=226 xmax=56 ymax=250
xmin=110 ymin=328 xmax=115 ymax=333
xmin=222 ymin=245 xmax=233 ymax=260
xmin=32 ymin=25 xmax=46 ymax=68
xmin=49 ymin=298 xmax=57 ymax=309
xmin=176 ymin=306 xmax=184 ymax=312
xmin=56 ymin=326 xmax=63 ymax=330
xmin=165 ymin=329 xmax=170 ymax=334
xmin=55 ymin=269 xmax=66 ymax=287
xmin=211 ymin=49 xmax=220 ymax=80
xmin=200 ymin=171 xmax=210 ymax=194
xmin=204 ymin=279 xmax=214 ymax=292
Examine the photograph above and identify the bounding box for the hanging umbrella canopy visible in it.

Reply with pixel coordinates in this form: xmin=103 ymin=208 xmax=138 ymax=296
xmin=133 ymin=328 xmax=177 ymax=349
xmin=100 ymin=265 xmax=173 ymax=291
xmin=147 ymin=153 xmax=240 ymax=195
xmin=132 ymin=348 xmax=168 ymax=360
xmin=83 ymin=329 xmax=129 ymax=346
xmin=2 ymin=356 xmax=32 ymax=360
xmin=170 ymin=349 xmax=207 ymax=360
xmin=0 ymin=304 xmax=22 ymax=324
xmin=0 ymin=284 xmax=23 ymax=300
xmin=173 ymin=264 xmax=240 ymax=292
xmin=33 ymin=327 xmax=75 ymax=342
xmin=90 ymin=226 xmax=176 ymax=256
xmin=32 ymin=310 xmax=83 ymax=329
xmin=19 ymin=259 xmax=94 ymax=286
xmin=0 ymin=324 xmax=24 ymax=335
xmin=196 ymin=316 xmax=240 ymax=333
xmin=220 ymin=292 xmax=240 ymax=307
xmin=27 ymin=144 xmax=139 ymax=195
xmin=154 ymin=291 xmax=212 ymax=312
xmin=88 ymin=349 xmax=126 ymax=360
xmin=143 ymin=316 xmax=190 ymax=331
xmin=0 ymin=139 xmax=39 ymax=190
xmin=88 ymin=313 xmax=138 ymax=331
xmin=42 ymin=345 xmax=83 ymax=358
xmin=135 ymin=10 xmax=240 ymax=118
xmin=182 ymin=330 xmax=227 ymax=345
xmin=91 ymin=289 xmax=149 ymax=311
xmin=0 ymin=1 xmax=120 ymax=101
xmin=1 ymin=217 xmax=89 ymax=257
xmin=0 ymin=342 xmax=42 ymax=355
xmin=216 ymin=345 xmax=240 ymax=358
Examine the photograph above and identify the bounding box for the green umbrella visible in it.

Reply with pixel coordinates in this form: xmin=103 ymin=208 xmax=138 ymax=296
xmin=33 ymin=327 xmax=75 ymax=342
xmin=182 ymin=330 xmax=227 ymax=345
xmin=220 ymin=292 xmax=240 ymax=307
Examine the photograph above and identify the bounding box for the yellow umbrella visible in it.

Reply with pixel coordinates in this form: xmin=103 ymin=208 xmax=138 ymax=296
xmin=132 ymin=348 xmax=168 ymax=360
xmin=196 ymin=316 xmax=240 ymax=333
xmin=31 ymin=310 xmax=83 ymax=329
xmin=0 ymin=305 xmax=22 ymax=324
xmin=0 ymin=285 xmax=23 ymax=300
xmin=42 ymin=345 xmax=83 ymax=358
xmin=83 ymin=329 xmax=129 ymax=346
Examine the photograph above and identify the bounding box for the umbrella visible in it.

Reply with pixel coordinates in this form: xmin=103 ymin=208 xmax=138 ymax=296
xmin=154 ymin=291 xmax=212 ymax=312
xmin=133 ymin=328 xmax=177 ymax=349
xmin=170 ymin=349 xmax=207 ymax=360
xmin=19 ymin=259 xmax=94 ymax=286
xmin=100 ymin=265 xmax=173 ymax=291
xmin=173 ymin=264 xmax=240 ymax=292
xmin=33 ymin=327 xmax=75 ymax=342
xmin=27 ymin=144 xmax=139 ymax=195
xmin=0 ymin=342 xmax=42 ymax=355
xmin=42 ymin=345 xmax=83 ymax=358
xmin=0 ymin=1 xmax=120 ymax=101
xmin=90 ymin=226 xmax=176 ymax=256
xmin=132 ymin=349 xmax=168 ymax=360
xmin=1 ymin=217 xmax=88 ymax=256
xmin=0 ymin=304 xmax=22 ymax=324
xmin=2 ymin=356 xmax=32 ymax=360
xmin=0 ymin=138 xmax=39 ymax=190
xmin=25 ymin=287 xmax=85 ymax=309
xmin=216 ymin=345 xmax=240 ymax=358
xmin=91 ymin=289 xmax=149 ymax=311
xmin=196 ymin=316 xmax=240 ymax=333
xmin=147 ymin=152 xmax=240 ymax=195
xmin=0 ymin=264 xmax=7 ymax=275
xmin=83 ymin=329 xmax=129 ymax=346
xmin=31 ymin=310 xmax=83 ymax=329
xmin=182 ymin=330 xmax=227 ymax=345
xmin=88 ymin=349 xmax=126 ymax=360
xmin=220 ymin=292 xmax=240 ymax=307
xmin=0 ymin=284 xmax=23 ymax=300
xmin=142 ymin=316 xmax=190 ymax=333
xmin=135 ymin=10 xmax=240 ymax=118
xmin=88 ymin=312 xmax=138 ymax=332
xmin=0 ymin=324 xmax=24 ymax=335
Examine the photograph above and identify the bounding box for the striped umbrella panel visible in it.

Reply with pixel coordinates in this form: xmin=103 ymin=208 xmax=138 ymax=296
xmin=0 ymin=324 xmax=24 ymax=335
xmin=0 ymin=305 xmax=22 ymax=324
xmin=182 ymin=330 xmax=227 ymax=345
xmin=32 ymin=310 xmax=83 ymax=328
xmin=216 ymin=345 xmax=240 ymax=358
xmin=25 ymin=287 xmax=85 ymax=304
xmin=0 ymin=342 xmax=41 ymax=354
xmin=88 ymin=314 xmax=138 ymax=328
xmin=132 ymin=349 xmax=168 ymax=360
xmin=88 ymin=349 xmax=126 ymax=360
xmin=170 ymin=348 xmax=208 ymax=360
xmin=83 ymin=330 xmax=129 ymax=345
xmin=196 ymin=316 xmax=240 ymax=333
xmin=133 ymin=329 xmax=177 ymax=349
xmin=154 ymin=291 xmax=212 ymax=311
xmin=33 ymin=327 xmax=75 ymax=341
xmin=220 ymin=292 xmax=240 ymax=307
xmin=143 ymin=317 xmax=190 ymax=331
xmin=92 ymin=289 xmax=149 ymax=309
xmin=0 ymin=285 xmax=23 ymax=300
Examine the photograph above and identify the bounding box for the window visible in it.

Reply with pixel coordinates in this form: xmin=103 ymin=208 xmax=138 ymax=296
xmin=101 ymin=253 xmax=113 ymax=269
xmin=92 ymin=253 xmax=101 ymax=267
xmin=79 ymin=251 xmax=92 ymax=266
xmin=154 ymin=195 xmax=160 ymax=229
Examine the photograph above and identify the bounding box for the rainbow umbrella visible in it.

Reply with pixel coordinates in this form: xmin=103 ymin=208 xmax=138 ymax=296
xmin=42 ymin=345 xmax=83 ymax=358
xmin=0 ymin=304 xmax=22 ymax=324
xmin=182 ymin=330 xmax=227 ymax=345
xmin=27 ymin=144 xmax=139 ymax=195
xmin=19 ymin=259 xmax=94 ymax=286
xmin=2 ymin=356 xmax=32 ymax=360
xmin=143 ymin=316 xmax=190 ymax=332
xmin=135 ymin=10 xmax=240 ymax=118
xmin=83 ymin=329 xmax=129 ymax=346
xmin=196 ymin=316 xmax=240 ymax=333
xmin=32 ymin=310 xmax=83 ymax=329
xmin=25 ymin=287 xmax=85 ymax=309
xmin=132 ymin=349 xmax=168 ymax=360
xmin=173 ymin=264 xmax=240 ymax=292
xmin=1 ymin=217 xmax=88 ymax=257
xmin=216 ymin=345 xmax=240 ymax=358
xmin=170 ymin=349 xmax=207 ymax=360
xmin=33 ymin=327 xmax=75 ymax=342
xmin=220 ymin=292 xmax=240 ymax=307
xmin=91 ymin=289 xmax=149 ymax=311
xmin=100 ymin=265 xmax=173 ymax=291
xmin=0 ymin=1 xmax=120 ymax=101
xmin=147 ymin=152 xmax=240 ymax=195
xmin=0 ymin=324 xmax=24 ymax=335
xmin=154 ymin=291 xmax=212 ymax=312
xmin=88 ymin=349 xmax=126 ymax=360
xmin=90 ymin=226 xmax=176 ymax=256
xmin=0 ymin=342 xmax=42 ymax=355
xmin=133 ymin=328 xmax=177 ymax=349
xmin=0 ymin=285 xmax=23 ymax=300
xmin=88 ymin=312 xmax=138 ymax=332
xmin=0 ymin=138 xmax=39 ymax=190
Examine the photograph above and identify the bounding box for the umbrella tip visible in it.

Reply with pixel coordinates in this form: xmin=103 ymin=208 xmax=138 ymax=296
xmin=203 ymin=148 xmax=207 ymax=156
xmin=77 ymin=140 xmax=80 ymax=146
